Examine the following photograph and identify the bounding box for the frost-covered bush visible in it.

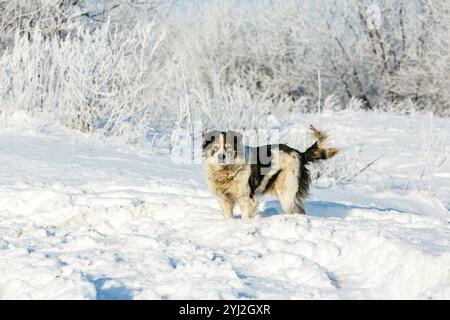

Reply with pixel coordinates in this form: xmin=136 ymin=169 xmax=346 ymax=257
xmin=0 ymin=22 xmax=165 ymax=138
xmin=166 ymin=0 xmax=450 ymax=114
xmin=0 ymin=0 xmax=449 ymax=144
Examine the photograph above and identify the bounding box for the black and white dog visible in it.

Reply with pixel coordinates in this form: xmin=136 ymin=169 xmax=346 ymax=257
xmin=202 ymin=126 xmax=338 ymax=218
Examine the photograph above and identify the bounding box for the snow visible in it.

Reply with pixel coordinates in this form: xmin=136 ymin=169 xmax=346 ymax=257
xmin=1 ymin=111 xmax=450 ymax=299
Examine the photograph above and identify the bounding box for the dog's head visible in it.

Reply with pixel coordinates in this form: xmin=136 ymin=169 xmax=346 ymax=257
xmin=202 ymin=130 xmax=243 ymax=165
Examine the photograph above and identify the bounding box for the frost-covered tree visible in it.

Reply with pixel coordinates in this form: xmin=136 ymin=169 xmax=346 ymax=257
xmin=0 ymin=0 xmax=449 ymax=143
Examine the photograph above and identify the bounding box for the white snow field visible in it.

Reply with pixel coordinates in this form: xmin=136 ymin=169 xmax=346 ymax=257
xmin=0 ymin=111 xmax=450 ymax=300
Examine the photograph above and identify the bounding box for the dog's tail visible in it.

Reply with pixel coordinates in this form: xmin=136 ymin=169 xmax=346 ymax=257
xmin=303 ymin=125 xmax=339 ymax=163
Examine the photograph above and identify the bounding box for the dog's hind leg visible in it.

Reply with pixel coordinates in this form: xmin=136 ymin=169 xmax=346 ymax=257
xmin=239 ymin=196 xmax=259 ymax=219
xmin=277 ymin=185 xmax=306 ymax=215
xmin=273 ymin=150 xmax=309 ymax=215
xmin=280 ymin=193 xmax=305 ymax=215
xmin=219 ymin=197 xmax=234 ymax=218
xmin=274 ymin=168 xmax=306 ymax=215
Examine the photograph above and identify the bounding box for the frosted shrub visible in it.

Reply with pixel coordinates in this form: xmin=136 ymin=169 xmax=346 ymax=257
xmin=0 ymin=0 xmax=449 ymax=146
xmin=0 ymin=21 xmax=169 ymax=141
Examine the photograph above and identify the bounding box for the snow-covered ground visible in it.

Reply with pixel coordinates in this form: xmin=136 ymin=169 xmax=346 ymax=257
xmin=0 ymin=111 xmax=450 ymax=299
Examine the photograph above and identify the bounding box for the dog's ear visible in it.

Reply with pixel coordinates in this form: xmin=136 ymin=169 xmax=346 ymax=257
xmin=228 ymin=130 xmax=242 ymax=141
xmin=230 ymin=130 xmax=242 ymax=139
xmin=226 ymin=130 xmax=243 ymax=151
xmin=202 ymin=130 xmax=219 ymax=150
xmin=202 ymin=131 xmax=211 ymax=150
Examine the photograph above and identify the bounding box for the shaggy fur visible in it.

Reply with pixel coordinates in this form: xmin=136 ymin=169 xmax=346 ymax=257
xmin=203 ymin=126 xmax=338 ymax=218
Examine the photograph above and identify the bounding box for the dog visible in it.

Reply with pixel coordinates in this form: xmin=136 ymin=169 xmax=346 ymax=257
xmin=202 ymin=125 xmax=338 ymax=218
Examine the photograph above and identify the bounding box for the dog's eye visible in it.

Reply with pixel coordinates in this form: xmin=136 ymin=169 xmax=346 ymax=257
xmin=210 ymin=146 xmax=219 ymax=154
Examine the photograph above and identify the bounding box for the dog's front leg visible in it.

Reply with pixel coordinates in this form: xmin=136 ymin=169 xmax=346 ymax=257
xmin=219 ymin=197 xmax=234 ymax=218
xmin=239 ymin=197 xmax=259 ymax=219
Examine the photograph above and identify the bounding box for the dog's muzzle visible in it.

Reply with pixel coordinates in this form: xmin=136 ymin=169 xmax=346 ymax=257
xmin=216 ymin=153 xmax=226 ymax=163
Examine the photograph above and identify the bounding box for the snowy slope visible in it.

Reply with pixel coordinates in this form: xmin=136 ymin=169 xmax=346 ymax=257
xmin=0 ymin=112 xmax=450 ymax=299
